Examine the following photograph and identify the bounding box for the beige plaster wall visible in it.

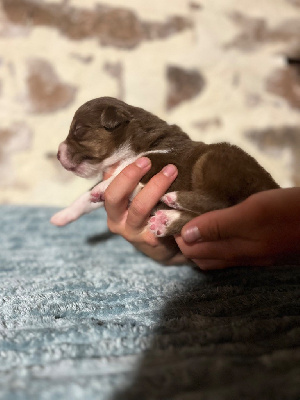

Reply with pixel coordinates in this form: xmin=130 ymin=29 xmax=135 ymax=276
xmin=0 ymin=0 xmax=299 ymax=206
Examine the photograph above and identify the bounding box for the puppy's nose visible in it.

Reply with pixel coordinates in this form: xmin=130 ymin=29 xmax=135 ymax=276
xmin=57 ymin=151 xmax=61 ymax=161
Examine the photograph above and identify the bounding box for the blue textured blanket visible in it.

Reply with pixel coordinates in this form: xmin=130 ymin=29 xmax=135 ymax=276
xmin=1 ymin=206 xmax=299 ymax=399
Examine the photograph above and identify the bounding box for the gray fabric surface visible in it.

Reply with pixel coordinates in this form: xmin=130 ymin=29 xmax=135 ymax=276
xmin=0 ymin=205 xmax=299 ymax=400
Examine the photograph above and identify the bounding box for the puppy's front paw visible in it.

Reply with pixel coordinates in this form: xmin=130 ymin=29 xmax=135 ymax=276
xmin=148 ymin=210 xmax=181 ymax=237
xmin=90 ymin=189 xmax=105 ymax=203
xmin=50 ymin=209 xmax=76 ymax=226
xmin=90 ymin=180 xmax=111 ymax=203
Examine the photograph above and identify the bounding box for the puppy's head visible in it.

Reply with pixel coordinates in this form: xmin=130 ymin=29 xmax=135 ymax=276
xmin=57 ymin=97 xmax=132 ymax=178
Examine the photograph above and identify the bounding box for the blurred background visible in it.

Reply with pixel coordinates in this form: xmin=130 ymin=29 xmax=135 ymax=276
xmin=0 ymin=0 xmax=299 ymax=207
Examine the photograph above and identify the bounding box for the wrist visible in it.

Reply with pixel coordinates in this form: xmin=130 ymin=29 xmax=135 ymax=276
xmin=133 ymin=238 xmax=185 ymax=264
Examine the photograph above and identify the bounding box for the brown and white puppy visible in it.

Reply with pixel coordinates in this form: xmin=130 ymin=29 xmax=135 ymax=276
xmin=51 ymin=96 xmax=279 ymax=237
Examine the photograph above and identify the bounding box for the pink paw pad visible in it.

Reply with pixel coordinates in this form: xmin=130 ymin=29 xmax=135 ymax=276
xmin=148 ymin=210 xmax=169 ymax=237
xmin=161 ymin=192 xmax=179 ymax=209
xmin=90 ymin=191 xmax=105 ymax=203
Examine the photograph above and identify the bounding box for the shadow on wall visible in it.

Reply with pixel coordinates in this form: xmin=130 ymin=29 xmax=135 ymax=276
xmin=111 ymin=265 xmax=300 ymax=400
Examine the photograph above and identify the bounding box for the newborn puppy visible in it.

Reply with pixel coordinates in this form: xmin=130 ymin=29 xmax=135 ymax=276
xmin=51 ymin=96 xmax=279 ymax=237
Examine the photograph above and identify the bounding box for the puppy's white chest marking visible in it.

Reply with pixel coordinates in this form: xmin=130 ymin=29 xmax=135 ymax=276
xmin=51 ymin=146 xmax=170 ymax=227
xmin=99 ymin=147 xmax=171 ymax=187
xmin=98 ymin=144 xmax=134 ymax=177
xmin=90 ymin=148 xmax=170 ymax=203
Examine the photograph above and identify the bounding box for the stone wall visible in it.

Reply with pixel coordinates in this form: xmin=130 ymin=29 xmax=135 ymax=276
xmin=0 ymin=0 xmax=299 ymax=206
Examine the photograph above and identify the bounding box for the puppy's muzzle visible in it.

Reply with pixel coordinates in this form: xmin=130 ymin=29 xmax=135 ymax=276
xmin=57 ymin=142 xmax=76 ymax=171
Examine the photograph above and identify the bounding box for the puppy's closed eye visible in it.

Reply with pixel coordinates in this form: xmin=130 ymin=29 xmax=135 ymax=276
xmin=73 ymin=125 xmax=86 ymax=137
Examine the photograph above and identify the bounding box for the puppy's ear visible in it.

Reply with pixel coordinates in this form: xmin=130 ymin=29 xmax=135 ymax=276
xmin=101 ymin=106 xmax=130 ymax=131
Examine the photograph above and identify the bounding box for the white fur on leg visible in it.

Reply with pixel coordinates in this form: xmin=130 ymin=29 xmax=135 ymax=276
xmin=90 ymin=178 xmax=113 ymax=202
xmin=50 ymin=191 xmax=104 ymax=226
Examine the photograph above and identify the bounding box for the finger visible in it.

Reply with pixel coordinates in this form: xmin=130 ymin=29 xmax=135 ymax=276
xmin=176 ymin=235 xmax=273 ymax=267
xmin=176 ymin=234 xmax=259 ymax=262
xmin=176 ymin=235 xmax=239 ymax=261
xmin=192 ymin=255 xmax=274 ymax=270
xmin=192 ymin=258 xmax=239 ymax=270
xmin=126 ymin=164 xmax=178 ymax=231
xmin=180 ymin=201 xmax=248 ymax=244
xmin=105 ymin=157 xmax=151 ymax=223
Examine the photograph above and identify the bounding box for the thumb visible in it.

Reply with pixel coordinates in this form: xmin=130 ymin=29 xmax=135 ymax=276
xmin=181 ymin=205 xmax=241 ymax=244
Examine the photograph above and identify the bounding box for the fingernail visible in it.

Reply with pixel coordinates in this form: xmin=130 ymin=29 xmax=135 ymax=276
xmin=135 ymin=157 xmax=151 ymax=169
xmin=162 ymin=164 xmax=177 ymax=177
xmin=182 ymin=226 xmax=201 ymax=243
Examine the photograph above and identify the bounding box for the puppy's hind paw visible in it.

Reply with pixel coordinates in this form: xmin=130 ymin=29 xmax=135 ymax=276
xmin=148 ymin=210 xmax=181 ymax=237
xmin=161 ymin=192 xmax=181 ymax=210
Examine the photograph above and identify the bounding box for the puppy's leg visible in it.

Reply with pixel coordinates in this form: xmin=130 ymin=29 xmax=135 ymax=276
xmin=90 ymin=178 xmax=114 ymax=202
xmin=148 ymin=209 xmax=197 ymax=237
xmin=50 ymin=191 xmax=103 ymax=226
xmin=91 ymin=179 xmax=144 ymax=203
xmin=161 ymin=191 xmax=228 ymax=214
xmin=90 ymin=159 xmax=144 ymax=202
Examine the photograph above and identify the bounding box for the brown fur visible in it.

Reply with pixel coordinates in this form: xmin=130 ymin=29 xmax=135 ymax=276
xmin=61 ymin=96 xmax=279 ymax=235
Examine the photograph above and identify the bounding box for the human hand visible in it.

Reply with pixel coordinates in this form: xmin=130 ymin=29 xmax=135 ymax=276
xmin=103 ymin=157 xmax=188 ymax=264
xmin=176 ymin=188 xmax=300 ymax=270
